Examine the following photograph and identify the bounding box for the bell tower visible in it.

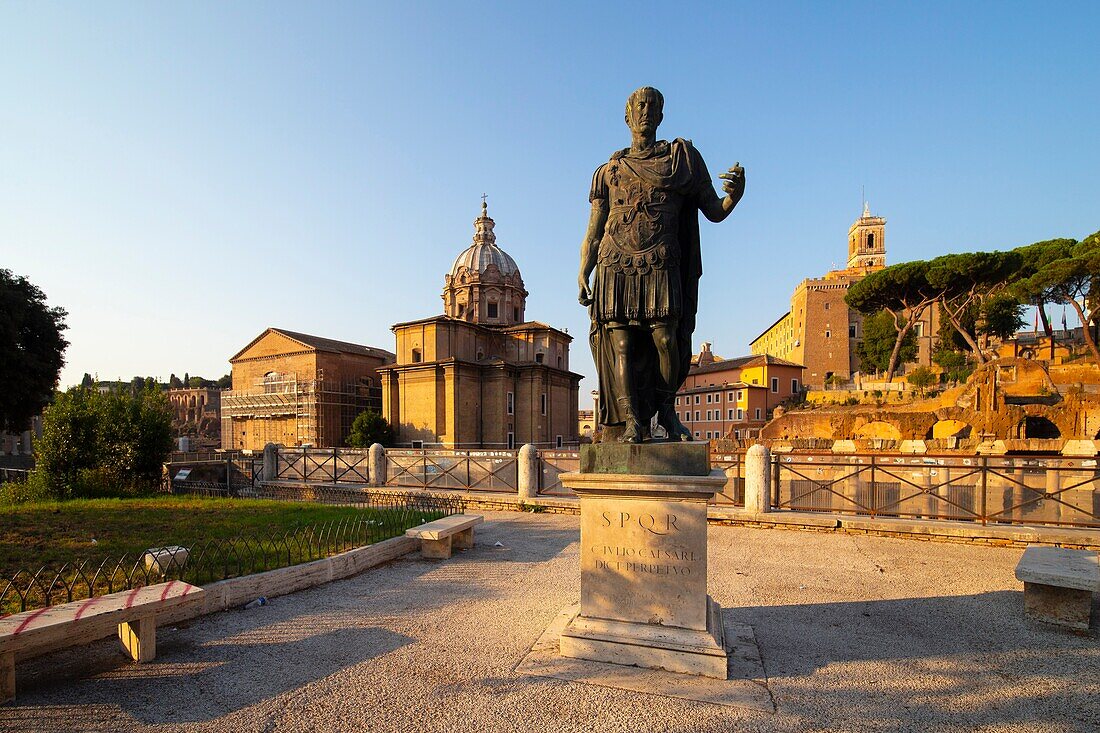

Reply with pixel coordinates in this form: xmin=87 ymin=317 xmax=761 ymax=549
xmin=846 ymin=202 xmax=886 ymax=271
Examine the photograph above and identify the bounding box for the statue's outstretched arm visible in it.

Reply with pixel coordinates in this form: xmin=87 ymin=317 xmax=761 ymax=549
xmin=578 ymin=200 xmax=609 ymax=306
xmin=700 ymin=163 xmax=747 ymax=223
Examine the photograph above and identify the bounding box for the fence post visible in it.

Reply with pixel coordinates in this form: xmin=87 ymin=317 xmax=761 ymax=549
xmin=263 ymin=443 xmax=279 ymax=482
xmin=369 ymin=443 xmax=387 ymax=486
xmin=518 ymin=444 xmax=539 ymax=500
xmin=745 ymin=444 xmax=771 ymax=514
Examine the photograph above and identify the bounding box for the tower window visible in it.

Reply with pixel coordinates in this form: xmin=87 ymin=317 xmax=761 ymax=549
xmin=867 ymin=232 xmax=875 ymax=250
xmin=536 ymin=353 xmax=544 ymax=364
xmin=411 ymin=348 xmax=422 ymax=363
xmin=513 ymin=307 xmax=519 ymax=322
xmin=487 ymin=302 xmax=498 ymax=319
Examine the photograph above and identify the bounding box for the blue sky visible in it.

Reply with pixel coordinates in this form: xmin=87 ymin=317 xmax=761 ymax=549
xmin=2 ymin=2 xmax=1098 ymax=396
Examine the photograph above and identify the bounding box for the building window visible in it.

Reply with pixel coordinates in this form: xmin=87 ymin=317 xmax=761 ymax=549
xmin=541 ymin=393 xmax=547 ymax=415
xmin=737 ymin=408 xmax=744 ymax=421
xmin=771 ymin=377 xmax=779 ymax=393
xmin=792 ymin=379 xmax=799 ymax=392
xmin=914 ymin=322 xmax=925 ymax=337
xmin=728 ymin=409 xmax=735 ymax=420
xmin=825 ymin=330 xmax=831 ymax=338
xmin=694 ymin=411 xmax=700 ymax=421
xmin=868 ymin=232 xmax=875 ymax=249
xmin=755 ymin=408 xmax=762 ymax=420
xmin=536 ymin=353 xmax=544 ymax=364
xmin=751 ymin=379 xmax=759 ymax=385
xmin=824 ymin=302 xmax=830 ymax=310
xmin=676 ymin=396 xmax=680 ymax=406
xmin=694 ymin=431 xmax=700 ymax=438
xmin=556 ymin=435 xmax=563 ymax=448
xmin=411 ymin=348 xmax=422 ymax=363
xmin=706 ymin=394 xmax=712 ymax=404
xmin=736 ymin=390 xmax=744 ymax=401
xmin=507 ymin=392 xmax=514 ymax=415
xmin=849 ymin=324 xmax=856 ymax=338
xmin=488 ymin=302 xmax=499 ymax=319
xmin=727 ymin=391 xmax=734 ymax=402
xmin=694 ymin=395 xmax=700 ymax=404
xmin=706 ymin=410 xmax=712 ymax=421
xmin=557 ymin=355 xmax=562 ymax=368
xmin=513 ymin=307 xmax=519 ymax=321
xmin=706 ymin=431 xmax=712 ymax=440
xmin=507 ymin=432 xmax=514 ymax=449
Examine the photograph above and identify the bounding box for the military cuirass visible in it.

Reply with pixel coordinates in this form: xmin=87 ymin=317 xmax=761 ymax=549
xmin=597 ymin=150 xmax=684 ymax=276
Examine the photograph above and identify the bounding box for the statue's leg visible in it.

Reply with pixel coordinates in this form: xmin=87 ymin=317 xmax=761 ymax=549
xmin=609 ymin=327 xmax=642 ymax=443
xmin=651 ymin=324 xmax=692 ymax=441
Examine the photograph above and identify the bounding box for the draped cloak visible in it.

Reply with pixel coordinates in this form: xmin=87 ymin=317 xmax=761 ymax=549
xmin=588 ymin=138 xmax=710 ymax=428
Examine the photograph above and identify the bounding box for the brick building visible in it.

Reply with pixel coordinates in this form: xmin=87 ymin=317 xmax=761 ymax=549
xmin=750 ymin=205 xmax=936 ymax=388
xmin=675 ymin=343 xmax=804 ymax=440
xmin=221 ymin=328 xmax=394 ymax=450
xmin=378 ymin=202 xmax=582 ymax=448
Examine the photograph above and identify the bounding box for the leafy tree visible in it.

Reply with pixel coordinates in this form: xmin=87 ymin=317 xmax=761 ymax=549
xmin=932 ymin=348 xmax=972 ymax=385
xmin=34 ymin=385 xmax=173 ymax=500
xmin=217 ymin=373 xmax=232 ymax=389
xmin=926 ymin=251 xmax=1022 ymax=363
xmin=0 ymin=269 xmax=69 ymax=431
xmin=981 ymin=294 xmax=1025 ymax=342
xmin=907 ymin=366 xmax=937 ymax=396
xmin=80 ymin=373 xmax=95 ymax=389
xmin=856 ymin=310 xmax=917 ymax=375
xmin=187 ymin=376 xmax=205 ymax=388
xmin=1016 ymin=231 xmax=1100 ymax=365
xmin=1013 ymin=238 xmax=1077 ymax=359
xmin=169 ymin=373 xmax=183 ymax=389
xmin=346 ymin=410 xmax=394 ymax=448
xmin=845 ymin=261 xmax=937 ymax=381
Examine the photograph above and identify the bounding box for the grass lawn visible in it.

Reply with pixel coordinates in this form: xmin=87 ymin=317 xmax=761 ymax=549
xmin=0 ymin=495 xmax=409 ymax=573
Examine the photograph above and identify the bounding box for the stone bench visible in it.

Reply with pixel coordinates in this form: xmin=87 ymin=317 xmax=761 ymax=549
xmin=1 ymin=580 xmax=204 ymax=703
xmin=406 ymin=514 xmax=484 ymax=559
xmin=1014 ymin=546 xmax=1099 ymax=630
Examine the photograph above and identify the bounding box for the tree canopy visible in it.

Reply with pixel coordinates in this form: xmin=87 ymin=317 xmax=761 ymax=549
xmin=845 ymin=261 xmax=936 ymax=380
xmin=0 ymin=270 xmax=69 ymax=431
xmin=856 ymin=310 xmax=917 ymax=375
xmin=346 ymin=410 xmax=394 ymax=448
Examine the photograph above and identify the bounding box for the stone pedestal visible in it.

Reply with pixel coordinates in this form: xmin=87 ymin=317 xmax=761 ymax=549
xmin=559 ymin=444 xmax=729 ymax=679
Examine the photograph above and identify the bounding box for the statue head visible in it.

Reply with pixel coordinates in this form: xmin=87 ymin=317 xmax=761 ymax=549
xmin=624 ymin=86 xmax=664 ymax=136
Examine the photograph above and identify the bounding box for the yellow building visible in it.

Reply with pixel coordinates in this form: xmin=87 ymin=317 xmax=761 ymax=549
xmin=221 ymin=328 xmax=394 ymax=450
xmin=378 ymin=203 xmax=582 ymax=448
xmin=750 ymin=205 xmax=935 ymax=388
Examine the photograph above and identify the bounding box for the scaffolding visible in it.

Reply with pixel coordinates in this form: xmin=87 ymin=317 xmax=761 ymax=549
xmin=221 ymin=370 xmax=382 ymax=448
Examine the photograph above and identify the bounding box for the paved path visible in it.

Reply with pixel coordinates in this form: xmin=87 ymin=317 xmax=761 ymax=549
xmin=2 ymin=512 xmax=1098 ymax=732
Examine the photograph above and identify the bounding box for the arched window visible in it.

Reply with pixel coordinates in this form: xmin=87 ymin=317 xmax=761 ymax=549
xmin=866 ymin=232 xmax=874 ymax=250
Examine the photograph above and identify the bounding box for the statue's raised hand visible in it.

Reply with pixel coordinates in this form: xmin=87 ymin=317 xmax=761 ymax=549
xmin=719 ymin=162 xmax=746 ymax=199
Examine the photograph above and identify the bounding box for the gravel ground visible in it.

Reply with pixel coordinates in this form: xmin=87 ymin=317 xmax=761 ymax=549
xmin=2 ymin=511 xmax=1098 ymax=733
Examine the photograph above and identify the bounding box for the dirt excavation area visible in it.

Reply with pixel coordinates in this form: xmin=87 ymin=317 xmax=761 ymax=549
xmin=2 ymin=511 xmax=1098 ymax=733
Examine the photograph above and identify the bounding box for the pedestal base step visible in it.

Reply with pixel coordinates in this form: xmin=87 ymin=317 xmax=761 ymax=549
xmin=516 ymin=602 xmax=773 ymax=712
xmin=560 ymin=596 xmax=728 ymax=678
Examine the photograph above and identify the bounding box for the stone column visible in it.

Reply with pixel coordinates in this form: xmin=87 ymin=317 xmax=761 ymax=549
xmin=262 ymin=443 xmax=278 ymax=482
xmin=517 ymin=444 xmax=539 ymax=500
xmin=559 ymin=444 xmax=729 ymax=679
xmin=369 ymin=443 xmax=387 ymax=487
xmin=744 ymin=444 xmax=771 ymax=513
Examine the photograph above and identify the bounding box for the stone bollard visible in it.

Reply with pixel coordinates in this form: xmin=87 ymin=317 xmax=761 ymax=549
xmin=744 ymin=444 xmax=772 ymax=514
xmin=517 ymin=444 xmax=539 ymax=501
xmin=369 ymin=443 xmax=387 ymax=486
xmin=262 ymin=443 xmax=278 ymax=482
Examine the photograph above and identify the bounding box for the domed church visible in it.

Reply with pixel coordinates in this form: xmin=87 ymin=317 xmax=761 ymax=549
xmin=378 ymin=202 xmax=581 ymax=448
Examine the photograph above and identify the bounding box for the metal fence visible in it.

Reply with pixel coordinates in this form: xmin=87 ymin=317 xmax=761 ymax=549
xmin=275 ymin=447 xmax=370 ymax=483
xmin=0 ymin=468 xmax=30 ymax=484
xmin=710 ymin=452 xmax=745 ymax=506
xmin=773 ymin=453 xmax=1100 ymax=527
xmin=385 ymin=449 xmax=519 ymax=492
xmin=1 ymin=492 xmax=460 ymax=615
xmin=538 ymin=450 xmax=579 ymax=496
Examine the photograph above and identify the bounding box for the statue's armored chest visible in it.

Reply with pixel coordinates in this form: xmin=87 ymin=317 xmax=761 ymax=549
xmin=601 ymin=156 xmax=684 ymax=272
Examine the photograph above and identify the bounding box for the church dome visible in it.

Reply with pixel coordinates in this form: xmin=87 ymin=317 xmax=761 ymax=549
xmin=448 ymin=201 xmax=521 ymax=279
